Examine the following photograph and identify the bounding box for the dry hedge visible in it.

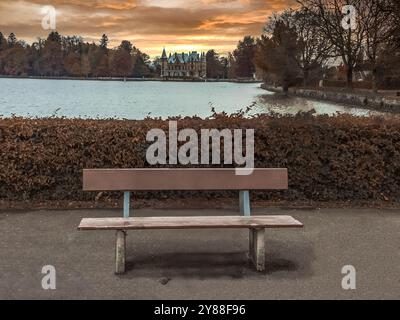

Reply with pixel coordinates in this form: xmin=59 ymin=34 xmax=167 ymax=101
xmin=1 ymin=114 xmax=400 ymax=202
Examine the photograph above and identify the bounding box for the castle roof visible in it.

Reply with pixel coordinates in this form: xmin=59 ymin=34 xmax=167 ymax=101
xmin=166 ymin=51 xmax=201 ymax=64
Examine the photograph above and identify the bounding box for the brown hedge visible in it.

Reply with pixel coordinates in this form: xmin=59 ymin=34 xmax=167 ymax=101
xmin=1 ymin=114 xmax=400 ymax=202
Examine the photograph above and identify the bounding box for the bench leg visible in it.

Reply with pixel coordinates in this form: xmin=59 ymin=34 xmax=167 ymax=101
xmin=249 ymin=228 xmax=265 ymax=272
xmin=115 ymin=230 xmax=126 ymax=274
xmin=248 ymin=229 xmax=254 ymax=261
xmin=123 ymin=191 xmax=130 ymax=218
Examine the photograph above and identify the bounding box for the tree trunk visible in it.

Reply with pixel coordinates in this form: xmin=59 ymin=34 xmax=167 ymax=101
xmin=372 ymin=67 xmax=378 ymax=93
xmin=346 ymin=64 xmax=353 ymax=89
xmin=303 ymin=69 xmax=309 ymax=88
xmin=282 ymin=81 xmax=289 ymax=93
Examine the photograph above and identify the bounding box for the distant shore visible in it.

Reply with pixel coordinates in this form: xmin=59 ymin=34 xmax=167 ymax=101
xmin=0 ymin=75 xmax=262 ymax=84
xmin=261 ymin=84 xmax=400 ymax=113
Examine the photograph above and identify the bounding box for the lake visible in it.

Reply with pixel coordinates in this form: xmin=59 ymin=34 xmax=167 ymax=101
xmin=0 ymin=78 xmax=383 ymax=119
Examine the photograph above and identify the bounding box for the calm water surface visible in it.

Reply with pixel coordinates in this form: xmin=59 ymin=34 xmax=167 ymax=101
xmin=0 ymin=78 xmax=384 ymax=119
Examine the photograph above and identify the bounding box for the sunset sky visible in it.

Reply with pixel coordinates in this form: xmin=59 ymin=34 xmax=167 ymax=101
xmin=0 ymin=0 xmax=296 ymax=57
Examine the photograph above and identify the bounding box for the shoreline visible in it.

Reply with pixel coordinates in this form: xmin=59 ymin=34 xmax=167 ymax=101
xmin=261 ymin=84 xmax=400 ymax=113
xmin=0 ymin=75 xmax=262 ymax=84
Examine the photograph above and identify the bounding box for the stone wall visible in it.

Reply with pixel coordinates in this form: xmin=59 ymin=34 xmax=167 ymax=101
xmin=261 ymin=84 xmax=400 ymax=113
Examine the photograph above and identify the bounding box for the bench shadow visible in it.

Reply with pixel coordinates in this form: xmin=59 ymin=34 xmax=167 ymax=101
xmin=123 ymin=240 xmax=314 ymax=280
xmin=125 ymin=252 xmax=248 ymax=279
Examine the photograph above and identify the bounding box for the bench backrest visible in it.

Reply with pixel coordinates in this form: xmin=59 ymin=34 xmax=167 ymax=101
xmin=83 ymin=168 xmax=288 ymax=191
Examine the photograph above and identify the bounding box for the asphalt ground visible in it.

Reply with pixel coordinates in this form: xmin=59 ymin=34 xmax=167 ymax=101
xmin=0 ymin=207 xmax=399 ymax=299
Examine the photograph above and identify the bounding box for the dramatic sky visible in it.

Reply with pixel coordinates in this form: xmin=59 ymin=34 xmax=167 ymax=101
xmin=0 ymin=0 xmax=296 ymax=57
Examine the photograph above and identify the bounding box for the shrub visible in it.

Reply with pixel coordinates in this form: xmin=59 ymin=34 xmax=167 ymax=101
xmin=1 ymin=114 xmax=400 ymax=202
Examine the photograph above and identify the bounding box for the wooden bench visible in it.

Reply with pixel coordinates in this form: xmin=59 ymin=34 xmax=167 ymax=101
xmin=78 ymin=168 xmax=304 ymax=274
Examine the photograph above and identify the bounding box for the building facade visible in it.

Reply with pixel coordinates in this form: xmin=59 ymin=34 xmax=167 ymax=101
xmin=160 ymin=48 xmax=207 ymax=79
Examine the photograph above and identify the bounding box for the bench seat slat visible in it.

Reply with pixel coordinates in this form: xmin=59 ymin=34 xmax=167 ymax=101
xmin=78 ymin=216 xmax=303 ymax=230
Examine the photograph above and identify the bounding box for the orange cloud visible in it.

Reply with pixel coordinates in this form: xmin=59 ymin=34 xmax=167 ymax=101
xmin=0 ymin=0 xmax=295 ymax=57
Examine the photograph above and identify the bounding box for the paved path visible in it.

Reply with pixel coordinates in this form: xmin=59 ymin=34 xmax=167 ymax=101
xmin=0 ymin=208 xmax=399 ymax=299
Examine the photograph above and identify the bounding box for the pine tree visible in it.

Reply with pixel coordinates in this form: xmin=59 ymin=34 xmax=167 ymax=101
xmin=100 ymin=34 xmax=109 ymax=51
xmin=7 ymin=33 xmax=17 ymax=48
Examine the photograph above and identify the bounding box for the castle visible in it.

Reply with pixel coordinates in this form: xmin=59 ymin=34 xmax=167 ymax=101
xmin=160 ymin=48 xmax=207 ymax=79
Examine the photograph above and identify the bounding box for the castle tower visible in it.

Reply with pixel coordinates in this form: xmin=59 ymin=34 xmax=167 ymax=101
xmin=160 ymin=48 xmax=168 ymax=77
xmin=201 ymin=52 xmax=207 ymax=79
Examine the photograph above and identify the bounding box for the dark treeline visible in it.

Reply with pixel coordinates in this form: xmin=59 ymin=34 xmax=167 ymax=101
xmin=0 ymin=32 xmax=154 ymax=78
xmin=0 ymin=30 xmax=257 ymax=80
xmin=204 ymin=38 xmax=258 ymax=80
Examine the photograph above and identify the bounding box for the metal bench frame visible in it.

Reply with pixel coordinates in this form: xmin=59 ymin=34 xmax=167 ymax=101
xmin=118 ymin=189 xmax=250 ymax=274
xmin=122 ymin=190 xmax=250 ymax=218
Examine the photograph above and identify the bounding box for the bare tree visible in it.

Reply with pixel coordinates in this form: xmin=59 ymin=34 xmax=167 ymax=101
xmin=358 ymin=0 xmax=394 ymax=92
xmin=388 ymin=0 xmax=400 ymax=48
xmin=256 ymin=8 xmax=332 ymax=89
xmin=298 ymin=0 xmax=367 ymax=89
xmin=295 ymin=9 xmax=334 ymax=86
xmin=268 ymin=9 xmax=333 ymax=86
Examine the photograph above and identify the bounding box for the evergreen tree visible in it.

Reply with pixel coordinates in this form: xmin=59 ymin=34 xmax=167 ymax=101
xmin=7 ymin=33 xmax=17 ymax=48
xmin=111 ymin=40 xmax=133 ymax=77
xmin=100 ymin=34 xmax=109 ymax=51
xmin=232 ymin=36 xmax=256 ymax=78
xmin=0 ymin=32 xmax=6 ymax=50
xmin=206 ymin=50 xmax=222 ymax=79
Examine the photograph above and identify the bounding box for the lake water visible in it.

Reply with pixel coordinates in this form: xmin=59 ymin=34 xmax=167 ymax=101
xmin=0 ymin=78 xmax=383 ymax=119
